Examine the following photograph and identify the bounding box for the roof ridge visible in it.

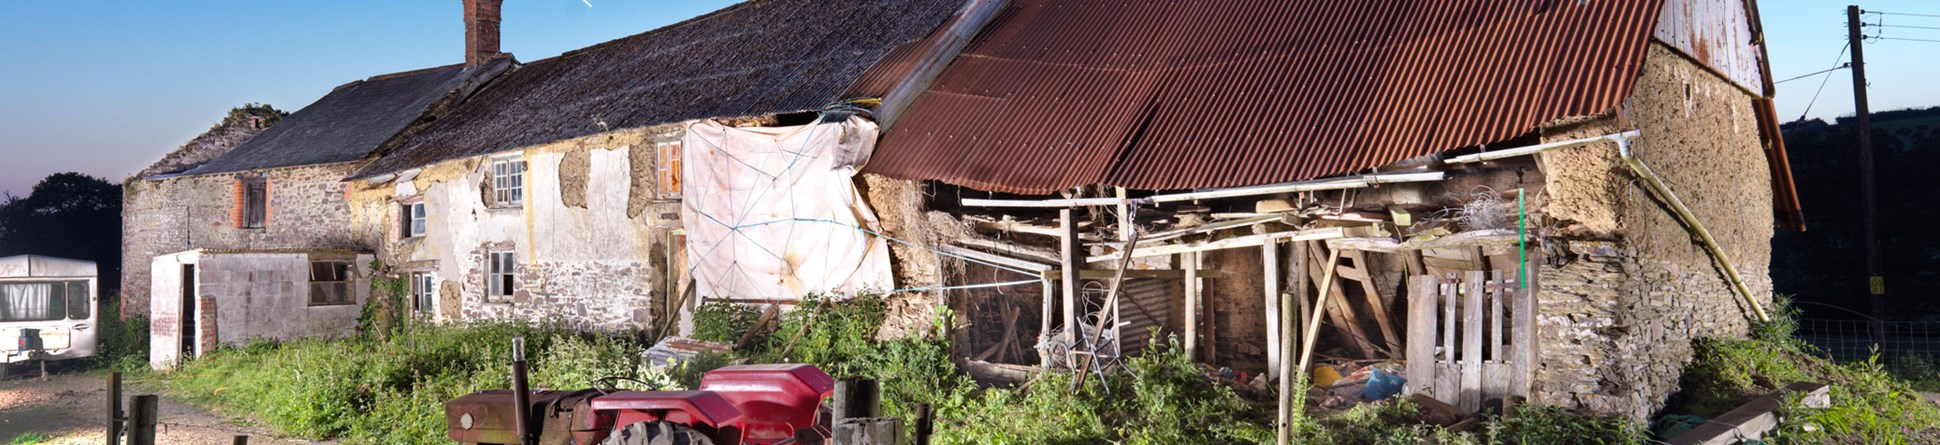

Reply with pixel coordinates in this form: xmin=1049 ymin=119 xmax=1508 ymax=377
xmin=549 ymin=0 xmax=761 ymax=62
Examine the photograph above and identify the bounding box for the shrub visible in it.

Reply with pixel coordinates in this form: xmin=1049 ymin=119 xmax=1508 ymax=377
xmin=691 ymin=299 xmax=762 ymax=343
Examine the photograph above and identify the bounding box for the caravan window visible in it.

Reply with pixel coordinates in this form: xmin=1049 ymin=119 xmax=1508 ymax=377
xmin=0 ymin=281 xmax=85 ymax=322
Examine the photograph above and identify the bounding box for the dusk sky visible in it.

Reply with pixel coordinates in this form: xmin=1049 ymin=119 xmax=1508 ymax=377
xmin=3 ymin=1 xmax=1938 ymax=197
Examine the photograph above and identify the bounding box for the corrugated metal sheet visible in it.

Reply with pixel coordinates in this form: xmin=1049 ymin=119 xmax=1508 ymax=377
xmin=1654 ymin=0 xmax=1768 ymax=96
xmin=866 ymin=0 xmax=1669 ymax=194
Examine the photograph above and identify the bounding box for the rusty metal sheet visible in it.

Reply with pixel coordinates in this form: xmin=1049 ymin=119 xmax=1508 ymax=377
xmin=1654 ymin=0 xmax=1768 ymax=95
xmin=866 ymin=0 xmax=1672 ymax=194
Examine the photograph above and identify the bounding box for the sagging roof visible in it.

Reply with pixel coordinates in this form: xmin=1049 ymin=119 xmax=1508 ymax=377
xmin=865 ymin=0 xmax=1671 ymax=194
xmin=0 ymin=255 xmax=97 ymax=278
xmin=353 ymin=0 xmax=965 ymax=178
xmin=180 ymin=61 xmax=507 ymax=176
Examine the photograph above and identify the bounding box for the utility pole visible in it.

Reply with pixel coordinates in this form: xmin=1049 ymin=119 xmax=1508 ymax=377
xmin=1847 ymin=5 xmax=1888 ymax=356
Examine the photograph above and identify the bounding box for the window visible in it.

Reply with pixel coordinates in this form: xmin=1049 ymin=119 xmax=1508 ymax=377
xmin=409 ymin=272 xmax=435 ymax=313
xmin=487 ymin=251 xmax=516 ymax=301
xmin=309 ymin=261 xmax=353 ymax=306
xmin=402 ymin=202 xmax=427 ymax=238
xmin=238 ymin=177 xmax=267 ymax=229
xmin=492 ymin=156 xmax=526 ymax=207
xmin=0 ymin=281 xmax=86 ymax=322
xmin=656 ymin=140 xmax=682 ymax=199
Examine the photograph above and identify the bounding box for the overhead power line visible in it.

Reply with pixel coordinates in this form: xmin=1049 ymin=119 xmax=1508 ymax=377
xmin=1775 ymin=63 xmax=1850 ymax=84
xmin=1795 ymin=42 xmax=1850 ymax=121
xmin=1866 ymin=10 xmax=1940 ymax=18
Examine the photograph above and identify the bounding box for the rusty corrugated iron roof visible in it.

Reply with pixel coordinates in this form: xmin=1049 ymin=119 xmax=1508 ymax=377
xmin=865 ymin=0 xmax=1669 ymax=194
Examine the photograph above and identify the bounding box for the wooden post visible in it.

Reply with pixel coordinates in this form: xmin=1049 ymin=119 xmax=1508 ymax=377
xmin=913 ymin=403 xmax=935 ymax=445
xmin=108 ymin=372 xmax=124 ymax=444
xmin=833 ymin=379 xmax=882 ymax=426
xmin=1041 ymin=277 xmax=1055 ymax=367
xmin=1293 ymin=249 xmax=1343 ymax=387
xmin=1275 ymin=292 xmax=1296 ymax=443
xmin=233 ymin=436 xmax=249 ymax=445
xmin=1184 ymin=252 xmax=1200 ymax=360
xmin=834 ymin=418 xmax=906 ymax=445
xmin=1461 ymin=271 xmax=1486 ymax=412
xmin=1060 ymin=209 xmax=1080 ymax=347
xmin=1292 ymin=243 xmax=1310 ymax=366
xmin=129 ymin=395 xmax=159 ymax=445
xmin=1263 ymin=241 xmax=1282 ymax=374
xmin=1406 ymin=275 xmax=1439 ymax=399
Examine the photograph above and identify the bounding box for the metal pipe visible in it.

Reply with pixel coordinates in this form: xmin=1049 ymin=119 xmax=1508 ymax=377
xmin=1445 ymin=131 xmax=1642 ymax=164
xmin=1616 ymin=138 xmax=1771 ymax=322
xmin=511 ymin=337 xmax=533 ymax=445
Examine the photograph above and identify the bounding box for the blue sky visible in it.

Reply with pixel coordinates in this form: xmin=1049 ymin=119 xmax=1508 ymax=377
xmin=1 ymin=1 xmax=1938 ymax=196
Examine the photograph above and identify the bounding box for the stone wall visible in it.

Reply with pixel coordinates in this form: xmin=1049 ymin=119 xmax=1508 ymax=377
xmin=1529 ymin=44 xmax=1775 ymax=419
xmin=366 ymin=126 xmax=682 ymax=332
xmin=122 ymin=162 xmax=374 ymax=315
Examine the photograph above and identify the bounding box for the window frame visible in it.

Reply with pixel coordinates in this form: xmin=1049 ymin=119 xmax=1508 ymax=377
xmin=655 ymin=140 xmax=683 ymax=200
xmin=0 ymin=281 xmax=85 ymax=322
xmin=491 ymin=156 xmax=526 ymax=208
xmin=409 ymin=272 xmax=435 ymax=314
xmin=307 ymin=261 xmax=354 ymax=306
xmin=486 ymin=250 xmax=516 ymax=302
xmin=403 ymin=201 xmax=427 ymax=238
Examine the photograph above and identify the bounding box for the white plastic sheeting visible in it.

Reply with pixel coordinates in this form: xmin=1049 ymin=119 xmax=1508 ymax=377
xmin=681 ymin=115 xmax=894 ymax=301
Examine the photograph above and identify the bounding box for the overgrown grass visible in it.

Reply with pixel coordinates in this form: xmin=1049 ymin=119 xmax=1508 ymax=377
xmin=1672 ymin=297 xmax=1940 ymax=445
xmin=5 ymin=433 xmax=51 ymax=445
xmin=153 ymin=322 xmax=664 ymax=445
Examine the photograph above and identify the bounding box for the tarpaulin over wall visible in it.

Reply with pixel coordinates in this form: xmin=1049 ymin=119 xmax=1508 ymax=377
xmin=681 ymin=115 xmax=894 ymax=302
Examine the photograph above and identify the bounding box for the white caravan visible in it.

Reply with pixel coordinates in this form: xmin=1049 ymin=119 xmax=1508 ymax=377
xmin=0 ymin=255 xmax=98 ymax=363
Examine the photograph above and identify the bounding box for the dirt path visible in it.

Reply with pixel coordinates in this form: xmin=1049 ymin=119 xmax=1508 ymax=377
xmin=0 ymin=366 xmax=331 ymax=445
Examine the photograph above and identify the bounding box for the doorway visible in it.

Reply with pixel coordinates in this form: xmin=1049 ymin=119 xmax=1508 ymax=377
xmin=180 ymin=264 xmax=196 ymax=359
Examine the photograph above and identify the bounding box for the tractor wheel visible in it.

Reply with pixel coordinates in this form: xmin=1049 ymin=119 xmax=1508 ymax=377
xmin=599 ymin=421 xmax=717 ymax=445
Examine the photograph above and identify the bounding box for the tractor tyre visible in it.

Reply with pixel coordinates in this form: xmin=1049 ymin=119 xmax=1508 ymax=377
xmin=599 ymin=420 xmax=717 ymax=445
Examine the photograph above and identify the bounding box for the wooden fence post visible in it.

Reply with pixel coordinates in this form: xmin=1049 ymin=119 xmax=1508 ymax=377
xmin=128 ymin=395 xmax=159 ymax=445
xmin=834 ymin=418 xmax=906 ymax=445
xmin=832 ymin=379 xmax=881 ymax=428
xmin=107 ymin=372 xmax=123 ymax=444
xmin=232 ymin=435 xmax=249 ymax=445
xmin=912 ymin=403 xmax=934 ymax=445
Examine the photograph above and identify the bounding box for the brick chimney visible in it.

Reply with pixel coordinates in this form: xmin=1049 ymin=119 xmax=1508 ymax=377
xmin=463 ymin=0 xmax=502 ymax=67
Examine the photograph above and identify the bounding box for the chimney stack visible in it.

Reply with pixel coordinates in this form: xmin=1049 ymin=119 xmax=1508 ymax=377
xmin=463 ymin=0 xmax=502 ymax=67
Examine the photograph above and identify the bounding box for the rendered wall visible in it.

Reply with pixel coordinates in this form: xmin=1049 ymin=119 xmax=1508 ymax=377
xmin=149 ymin=251 xmax=371 ymax=370
xmin=1531 ymin=43 xmax=1775 ymax=419
xmin=366 ymin=126 xmax=682 ymax=331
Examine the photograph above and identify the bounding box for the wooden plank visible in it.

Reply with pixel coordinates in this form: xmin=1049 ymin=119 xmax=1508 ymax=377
xmin=1491 ymin=270 xmax=1505 ymax=363
xmin=1087 ymin=227 xmax=1353 ymax=263
xmin=1040 ymin=278 xmax=1053 ymax=367
xmin=1060 ymin=209 xmax=1080 ymax=347
xmin=1407 ymin=275 xmax=1438 ymax=399
xmin=1424 ymin=257 xmax=1480 ymax=271
xmin=1461 ymin=271 xmax=1486 ymax=412
xmin=1669 ymin=383 xmax=1829 ymax=445
xmin=1275 ymin=248 xmax=1296 ymax=445
xmin=1292 ymin=243 xmax=1310 ymax=371
xmin=1344 ymin=249 xmax=1400 ymax=355
xmin=1512 ymin=252 xmax=1538 ymax=398
xmin=1441 ymin=280 xmax=1456 ymax=364
xmin=1324 ymin=229 xmax=1524 ymax=253
xmin=1039 ymin=268 xmax=1226 ymax=281
xmin=1264 ymin=241 xmax=1282 ymax=374
xmin=1308 ymin=246 xmax=1375 ymax=356
xmin=1482 ymin=362 xmax=1508 ymax=406
xmin=1184 ymin=252 xmax=1199 ymax=359
xmin=1293 ymin=249 xmax=1344 ymax=388
xmin=1436 ymin=362 xmax=1460 ymax=407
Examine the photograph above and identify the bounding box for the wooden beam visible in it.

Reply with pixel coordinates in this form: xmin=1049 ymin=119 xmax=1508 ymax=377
xmin=964 ymin=197 xmax=1129 ymax=208
xmin=1308 ymin=245 xmax=1375 ymax=356
xmin=967 ymin=216 xmax=1101 ymax=241
xmin=1263 ymin=241 xmax=1282 ymax=374
xmin=1343 ymin=250 xmax=1401 ymax=355
xmin=1406 ymin=275 xmax=1438 ymax=399
xmin=1324 ymin=229 xmax=1524 ymax=253
xmin=1140 ymin=214 xmax=1285 ymax=244
xmin=1087 ymin=227 xmax=1352 ymax=263
xmin=954 ymin=237 xmax=1060 ymax=265
xmin=1039 ymin=269 xmax=1227 ymax=281
xmin=1293 ymin=249 xmax=1344 ymax=391
xmin=1040 ymin=277 xmax=1054 ymax=367
xmin=1184 ymin=252 xmax=1200 ymax=359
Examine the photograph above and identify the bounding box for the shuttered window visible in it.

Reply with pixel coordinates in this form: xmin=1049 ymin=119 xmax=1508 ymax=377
xmin=240 ymin=177 xmax=267 ymax=229
xmin=309 ymin=261 xmax=352 ymax=306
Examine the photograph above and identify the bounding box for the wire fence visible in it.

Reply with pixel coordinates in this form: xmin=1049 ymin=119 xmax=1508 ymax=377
xmin=1795 ymin=318 xmax=1940 ymax=363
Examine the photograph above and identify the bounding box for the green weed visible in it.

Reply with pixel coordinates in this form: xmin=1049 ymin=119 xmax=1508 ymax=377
xmin=5 ymin=433 xmax=51 ymax=445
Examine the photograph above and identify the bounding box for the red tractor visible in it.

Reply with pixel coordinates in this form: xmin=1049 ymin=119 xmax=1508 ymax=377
xmin=444 ymin=339 xmax=837 ymax=445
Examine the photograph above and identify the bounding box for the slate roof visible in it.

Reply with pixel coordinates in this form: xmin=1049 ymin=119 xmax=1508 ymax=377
xmin=180 ymin=61 xmax=505 ymax=176
xmin=353 ymin=0 xmax=964 ymax=178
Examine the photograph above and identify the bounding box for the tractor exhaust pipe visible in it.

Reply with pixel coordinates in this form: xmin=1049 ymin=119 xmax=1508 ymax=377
xmin=511 ymin=337 xmax=533 ymax=445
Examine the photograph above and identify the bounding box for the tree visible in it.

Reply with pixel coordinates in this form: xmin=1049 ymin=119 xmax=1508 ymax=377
xmin=0 ymin=172 xmax=124 ymax=292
